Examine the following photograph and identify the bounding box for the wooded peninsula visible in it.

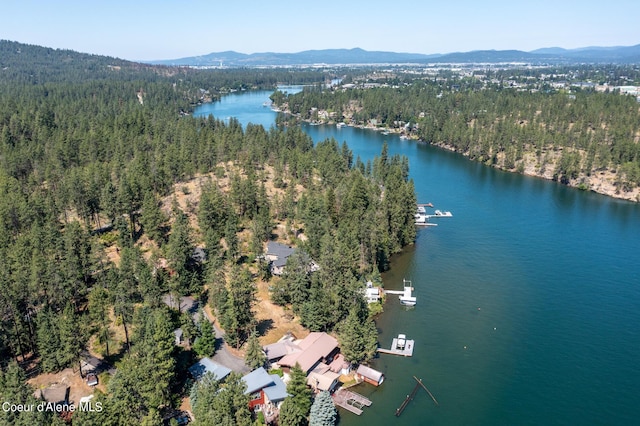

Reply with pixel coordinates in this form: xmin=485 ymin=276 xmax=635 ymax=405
xmin=0 ymin=40 xmax=415 ymax=425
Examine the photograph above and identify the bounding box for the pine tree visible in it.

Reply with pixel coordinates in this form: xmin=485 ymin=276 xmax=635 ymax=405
xmin=88 ymin=285 xmax=113 ymax=357
xmin=140 ymin=192 xmax=167 ymax=244
xmin=57 ymin=303 xmax=86 ymax=376
xmin=193 ymin=319 xmax=216 ymax=358
xmin=300 ymin=279 xmax=331 ymax=332
xmin=310 ymin=391 xmax=338 ymax=426
xmin=190 ymin=372 xmax=251 ymax=426
xmin=279 ymin=397 xmax=309 ymax=426
xmin=0 ymin=361 xmax=54 ymax=425
xmin=224 ymin=216 xmax=239 ymax=261
xmin=220 ymin=265 xmax=255 ymax=349
xmin=179 ymin=311 xmax=197 ymax=345
xmin=36 ymin=307 xmax=62 ymax=372
xmin=282 ymin=249 xmax=311 ymax=314
xmin=337 ymin=306 xmax=378 ymax=364
xmin=244 ymin=329 xmax=266 ymax=370
xmin=166 ymin=201 xmax=194 ymax=298
xmin=287 ymin=363 xmax=312 ymax=416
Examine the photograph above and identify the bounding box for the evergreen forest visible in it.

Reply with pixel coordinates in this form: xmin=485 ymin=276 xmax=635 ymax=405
xmin=0 ymin=40 xmax=416 ymax=425
xmin=280 ymin=67 xmax=640 ymax=198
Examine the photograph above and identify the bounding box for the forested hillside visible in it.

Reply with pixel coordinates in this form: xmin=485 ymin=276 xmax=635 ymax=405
xmin=280 ymin=70 xmax=640 ymax=201
xmin=0 ymin=41 xmax=416 ymax=425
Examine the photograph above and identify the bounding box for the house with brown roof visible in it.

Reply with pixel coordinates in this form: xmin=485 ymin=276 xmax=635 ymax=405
xmin=277 ymin=332 xmax=339 ymax=374
xmin=266 ymin=332 xmax=342 ymax=394
xmin=307 ymin=363 xmax=340 ymax=392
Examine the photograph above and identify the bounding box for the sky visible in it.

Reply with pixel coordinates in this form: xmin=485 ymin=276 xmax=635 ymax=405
xmin=1 ymin=0 xmax=639 ymax=61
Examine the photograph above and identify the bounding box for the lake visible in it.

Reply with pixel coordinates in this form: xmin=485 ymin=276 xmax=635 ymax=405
xmin=195 ymin=89 xmax=640 ymax=425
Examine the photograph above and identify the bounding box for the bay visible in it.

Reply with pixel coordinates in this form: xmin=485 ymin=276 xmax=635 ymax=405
xmin=195 ymin=89 xmax=640 ymax=425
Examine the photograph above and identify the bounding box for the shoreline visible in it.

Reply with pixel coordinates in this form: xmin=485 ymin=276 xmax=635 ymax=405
xmin=276 ymin=108 xmax=639 ymax=203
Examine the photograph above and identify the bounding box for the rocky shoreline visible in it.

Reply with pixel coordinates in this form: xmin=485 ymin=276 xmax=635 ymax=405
xmin=278 ymin=107 xmax=639 ymax=203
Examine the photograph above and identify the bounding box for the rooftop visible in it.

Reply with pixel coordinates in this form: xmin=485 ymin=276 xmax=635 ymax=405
xmin=356 ymin=365 xmax=384 ymax=382
xmin=188 ymin=357 xmax=231 ymax=381
xmin=266 ymin=241 xmax=295 ymax=259
xmin=278 ymin=332 xmax=338 ymax=373
xmin=242 ymin=367 xmax=274 ymax=395
xmin=264 ymin=374 xmax=289 ymax=402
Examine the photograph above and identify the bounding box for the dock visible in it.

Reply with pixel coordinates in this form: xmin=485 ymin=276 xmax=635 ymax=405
xmin=395 ymin=376 xmax=439 ymax=417
xmin=332 ymin=389 xmax=372 ymax=415
xmin=377 ymin=337 xmax=414 ymax=357
xmin=395 ymin=381 xmax=421 ymax=416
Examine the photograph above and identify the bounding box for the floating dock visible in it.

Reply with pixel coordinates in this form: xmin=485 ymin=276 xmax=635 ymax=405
xmin=377 ymin=336 xmax=414 ymax=357
xmin=332 ymin=389 xmax=372 ymax=415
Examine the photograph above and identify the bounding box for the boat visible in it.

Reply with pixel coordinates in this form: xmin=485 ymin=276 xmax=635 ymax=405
xmin=336 ymin=122 xmax=346 ymax=128
xmin=433 ymin=210 xmax=452 ymax=217
xmin=399 ymin=279 xmax=417 ymax=306
xmin=396 ymin=334 xmax=407 ymax=350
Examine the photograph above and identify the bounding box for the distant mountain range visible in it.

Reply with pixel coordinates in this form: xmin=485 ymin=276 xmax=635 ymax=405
xmin=149 ymin=45 xmax=640 ymax=67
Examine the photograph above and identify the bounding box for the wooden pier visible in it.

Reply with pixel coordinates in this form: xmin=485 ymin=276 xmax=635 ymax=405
xmin=395 ymin=381 xmax=421 ymax=416
xmin=332 ymin=389 xmax=372 ymax=416
xmin=377 ymin=337 xmax=414 ymax=357
xmin=395 ymin=376 xmax=439 ymax=417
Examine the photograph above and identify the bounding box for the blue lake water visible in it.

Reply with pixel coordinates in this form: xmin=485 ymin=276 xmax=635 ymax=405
xmin=195 ymin=90 xmax=640 ymax=425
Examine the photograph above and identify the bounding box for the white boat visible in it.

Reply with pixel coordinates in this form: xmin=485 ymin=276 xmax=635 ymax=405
xmin=399 ymin=279 xmax=417 ymax=306
xmin=336 ymin=122 xmax=346 ymax=128
xmin=396 ymin=334 xmax=407 ymax=350
xmin=433 ymin=209 xmax=452 ymax=217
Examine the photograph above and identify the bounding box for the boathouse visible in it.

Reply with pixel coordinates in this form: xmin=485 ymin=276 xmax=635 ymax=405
xmin=356 ymin=365 xmax=385 ymax=386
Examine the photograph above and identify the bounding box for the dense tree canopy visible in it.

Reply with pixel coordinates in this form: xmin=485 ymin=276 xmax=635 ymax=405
xmin=281 ymin=69 xmax=640 ymax=193
xmin=0 ymin=40 xmax=420 ymax=425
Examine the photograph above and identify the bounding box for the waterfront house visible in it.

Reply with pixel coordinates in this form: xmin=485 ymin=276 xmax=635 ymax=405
xmin=267 ymin=332 xmax=343 ymax=394
xmin=364 ymin=281 xmax=381 ymax=304
xmin=263 ymin=334 xmax=300 ymax=364
xmin=307 ymin=363 xmax=340 ymax=392
xmin=277 ymin=332 xmax=339 ymax=374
